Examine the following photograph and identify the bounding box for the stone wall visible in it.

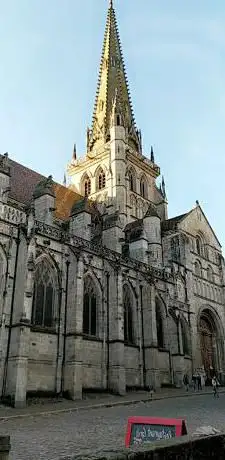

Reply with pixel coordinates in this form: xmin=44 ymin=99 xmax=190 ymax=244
xmin=27 ymin=331 xmax=58 ymax=392
xmin=124 ymin=346 xmax=140 ymax=387
xmin=67 ymin=434 xmax=225 ymax=460
xmin=82 ymin=339 xmax=104 ymax=389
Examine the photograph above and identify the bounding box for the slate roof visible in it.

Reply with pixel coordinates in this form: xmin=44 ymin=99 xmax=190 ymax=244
xmin=161 ymin=213 xmax=188 ymax=232
xmin=8 ymin=159 xmax=82 ymax=220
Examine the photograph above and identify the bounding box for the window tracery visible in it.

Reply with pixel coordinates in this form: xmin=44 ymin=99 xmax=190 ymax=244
xmin=32 ymin=258 xmax=57 ymax=328
xmin=98 ymin=169 xmax=106 ymax=190
xmin=84 ymin=177 xmax=91 ymax=196
xmin=83 ymin=276 xmax=97 ymax=336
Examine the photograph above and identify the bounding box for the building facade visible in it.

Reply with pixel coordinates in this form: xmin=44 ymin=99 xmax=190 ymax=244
xmin=0 ymin=1 xmax=224 ymax=408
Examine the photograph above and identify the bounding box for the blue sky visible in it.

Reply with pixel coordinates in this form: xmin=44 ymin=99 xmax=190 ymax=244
xmin=0 ymin=0 xmax=224 ymax=249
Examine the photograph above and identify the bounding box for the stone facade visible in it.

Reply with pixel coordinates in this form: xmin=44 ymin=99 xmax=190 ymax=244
xmin=0 ymin=1 xmax=224 ymax=408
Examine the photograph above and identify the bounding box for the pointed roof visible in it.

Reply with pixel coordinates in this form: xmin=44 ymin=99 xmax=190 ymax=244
xmin=87 ymin=1 xmax=140 ymax=154
xmin=161 ymin=204 xmax=221 ymax=247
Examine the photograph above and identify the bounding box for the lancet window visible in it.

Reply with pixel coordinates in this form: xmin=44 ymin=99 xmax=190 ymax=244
xmin=32 ymin=258 xmax=58 ymax=328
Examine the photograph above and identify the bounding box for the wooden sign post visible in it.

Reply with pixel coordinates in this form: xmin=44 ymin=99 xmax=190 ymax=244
xmin=125 ymin=416 xmax=187 ymax=447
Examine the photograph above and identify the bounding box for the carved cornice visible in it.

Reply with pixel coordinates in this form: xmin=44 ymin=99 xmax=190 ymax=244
xmin=34 ymin=220 xmax=173 ymax=282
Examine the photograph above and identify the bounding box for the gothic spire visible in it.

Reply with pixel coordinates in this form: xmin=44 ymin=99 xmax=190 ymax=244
xmin=87 ymin=1 xmax=140 ymax=154
xmin=162 ymin=176 xmax=166 ymax=199
xmin=150 ymin=146 xmax=155 ymax=163
xmin=63 ymin=172 xmax=67 ymax=186
xmin=72 ymin=143 xmax=77 ymax=163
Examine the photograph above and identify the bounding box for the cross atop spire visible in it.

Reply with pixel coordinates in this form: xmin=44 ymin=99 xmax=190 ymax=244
xmin=87 ymin=1 xmax=140 ymax=155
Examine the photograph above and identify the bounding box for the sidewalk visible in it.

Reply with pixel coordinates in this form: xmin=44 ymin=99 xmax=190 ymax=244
xmin=0 ymin=387 xmax=222 ymax=421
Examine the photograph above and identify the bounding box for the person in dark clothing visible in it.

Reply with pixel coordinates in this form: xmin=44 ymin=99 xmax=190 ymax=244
xmin=197 ymin=374 xmax=202 ymax=390
xmin=183 ymin=374 xmax=189 ymax=391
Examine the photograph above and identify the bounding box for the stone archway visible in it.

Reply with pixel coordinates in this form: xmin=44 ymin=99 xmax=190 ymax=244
xmin=198 ymin=309 xmax=223 ymax=380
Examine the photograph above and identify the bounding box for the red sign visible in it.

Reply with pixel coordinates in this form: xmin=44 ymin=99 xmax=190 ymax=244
xmin=125 ymin=416 xmax=187 ymax=447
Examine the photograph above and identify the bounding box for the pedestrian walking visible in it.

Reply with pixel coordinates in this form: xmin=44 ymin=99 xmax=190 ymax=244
xmin=192 ymin=374 xmax=196 ymax=391
xmin=183 ymin=374 xmax=189 ymax=391
xmin=197 ymin=373 xmax=202 ymax=391
xmin=212 ymin=376 xmax=219 ymax=398
xmin=147 ymin=384 xmax=154 ymax=400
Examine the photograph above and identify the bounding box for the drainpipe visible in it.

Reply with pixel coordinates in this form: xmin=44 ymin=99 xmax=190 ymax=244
xmin=140 ymin=284 xmax=146 ymax=388
xmin=106 ymin=272 xmax=110 ymax=391
xmin=61 ymin=260 xmax=69 ymax=395
xmin=2 ymin=226 xmax=20 ymax=400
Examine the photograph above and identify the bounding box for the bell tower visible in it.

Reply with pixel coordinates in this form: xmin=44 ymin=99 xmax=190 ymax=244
xmin=67 ymin=0 xmax=163 ymax=231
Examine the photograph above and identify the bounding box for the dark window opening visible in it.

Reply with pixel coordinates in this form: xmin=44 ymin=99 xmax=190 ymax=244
xmin=140 ymin=178 xmax=146 ymax=198
xmin=84 ymin=178 xmax=91 ymax=196
xmin=32 ymin=260 xmax=57 ymax=328
xmin=83 ymin=278 xmax=97 ymax=336
xmin=156 ymin=301 xmax=164 ymax=348
xmin=98 ymin=171 xmax=106 ymax=190
xmin=123 ymin=285 xmax=134 ymax=344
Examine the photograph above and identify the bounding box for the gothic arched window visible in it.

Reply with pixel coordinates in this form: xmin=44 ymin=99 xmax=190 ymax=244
xmin=98 ymin=169 xmax=106 ymax=190
xmin=140 ymin=176 xmax=147 ymax=199
xmin=83 ymin=276 xmax=97 ymax=336
xmin=196 ymin=235 xmax=207 ymax=257
xmin=84 ymin=177 xmax=91 ymax=196
xmin=32 ymin=258 xmax=57 ymax=328
xmin=155 ymin=298 xmax=164 ymax=348
xmin=128 ymin=168 xmax=136 ymax=192
xmin=123 ymin=284 xmax=134 ymax=344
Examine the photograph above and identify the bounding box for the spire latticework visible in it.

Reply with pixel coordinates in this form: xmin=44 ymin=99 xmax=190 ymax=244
xmin=87 ymin=1 xmax=140 ymax=155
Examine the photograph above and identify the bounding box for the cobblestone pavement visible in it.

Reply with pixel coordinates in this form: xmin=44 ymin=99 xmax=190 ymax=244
xmin=1 ymin=392 xmax=225 ymax=460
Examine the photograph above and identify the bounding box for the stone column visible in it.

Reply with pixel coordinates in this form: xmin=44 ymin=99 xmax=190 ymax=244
xmin=64 ymin=251 xmax=83 ymax=400
xmin=4 ymin=230 xmax=32 ymax=408
xmin=172 ymin=319 xmax=184 ymax=387
xmin=108 ymin=265 xmax=125 ymax=395
xmin=136 ymin=282 xmax=143 ymax=388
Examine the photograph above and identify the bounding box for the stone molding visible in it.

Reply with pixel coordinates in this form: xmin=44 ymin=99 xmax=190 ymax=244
xmin=34 ymin=220 xmax=173 ymax=283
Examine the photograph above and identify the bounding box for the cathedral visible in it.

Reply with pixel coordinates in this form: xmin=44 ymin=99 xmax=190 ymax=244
xmin=0 ymin=1 xmax=224 ymax=408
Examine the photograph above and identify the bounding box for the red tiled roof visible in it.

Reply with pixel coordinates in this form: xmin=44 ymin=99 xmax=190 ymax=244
xmin=8 ymin=159 xmax=82 ymax=220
